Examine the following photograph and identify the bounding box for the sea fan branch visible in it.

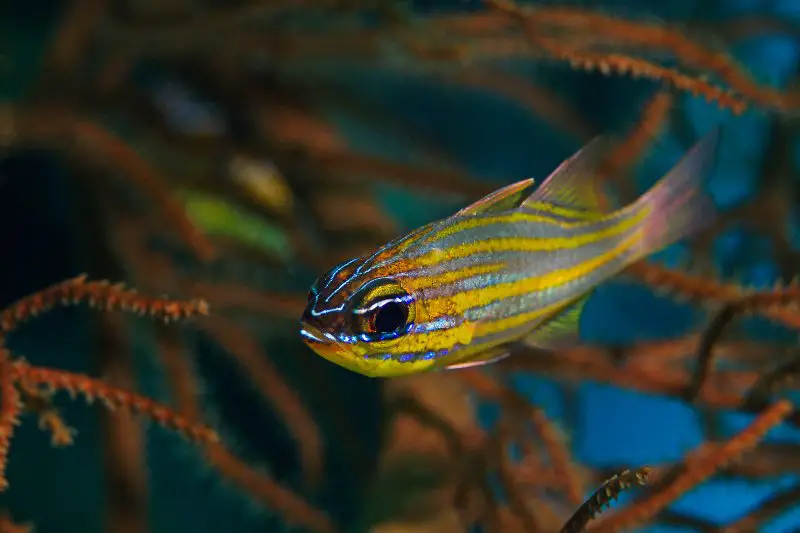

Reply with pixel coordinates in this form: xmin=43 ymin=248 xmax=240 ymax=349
xmin=560 ymin=467 xmax=651 ymax=533
xmin=12 ymin=361 xmax=219 ymax=445
xmin=0 ymin=274 xmax=209 ymax=336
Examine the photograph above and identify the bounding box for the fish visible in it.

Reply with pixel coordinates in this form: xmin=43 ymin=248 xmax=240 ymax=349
xmin=300 ymin=129 xmax=720 ymax=378
xmin=228 ymin=155 xmax=294 ymax=216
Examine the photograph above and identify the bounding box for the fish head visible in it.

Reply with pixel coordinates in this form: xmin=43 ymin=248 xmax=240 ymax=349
xmin=300 ymin=249 xmax=474 ymax=377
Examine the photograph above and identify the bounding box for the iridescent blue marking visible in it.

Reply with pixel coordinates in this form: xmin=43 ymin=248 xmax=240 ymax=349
xmin=368 ymin=344 xmax=460 ymax=363
xmin=412 ymin=316 xmax=459 ymax=334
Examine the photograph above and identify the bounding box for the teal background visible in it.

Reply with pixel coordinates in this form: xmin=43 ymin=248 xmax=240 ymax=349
xmin=3 ymin=0 xmax=800 ymax=532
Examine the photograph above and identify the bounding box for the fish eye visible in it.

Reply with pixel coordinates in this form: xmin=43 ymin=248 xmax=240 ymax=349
xmin=350 ymin=279 xmax=415 ymax=341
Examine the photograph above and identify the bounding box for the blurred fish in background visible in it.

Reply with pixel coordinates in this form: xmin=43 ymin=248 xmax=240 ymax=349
xmin=2 ymin=0 xmax=800 ymax=533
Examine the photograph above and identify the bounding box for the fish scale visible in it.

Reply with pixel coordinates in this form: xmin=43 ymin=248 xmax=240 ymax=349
xmin=300 ymin=129 xmax=720 ymax=378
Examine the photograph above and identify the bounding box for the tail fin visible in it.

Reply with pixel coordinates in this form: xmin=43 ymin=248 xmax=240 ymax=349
xmin=628 ymin=128 xmax=720 ymax=261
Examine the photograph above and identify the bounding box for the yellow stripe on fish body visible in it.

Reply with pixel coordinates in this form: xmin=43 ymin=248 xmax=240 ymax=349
xmin=299 ymin=129 xmax=720 ymax=378
xmin=521 ymin=196 xmax=606 ymax=220
xmin=416 ymin=210 xmax=570 ymax=246
xmin=410 ymin=216 xmax=642 ymax=305
xmin=470 ymin=230 xmax=644 ymax=339
xmin=410 ymin=210 xmax=645 ymax=271
xmin=370 ymin=211 xmax=647 ymax=360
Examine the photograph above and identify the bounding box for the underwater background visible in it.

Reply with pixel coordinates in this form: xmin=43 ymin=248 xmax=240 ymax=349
xmin=3 ymin=0 xmax=800 ymax=532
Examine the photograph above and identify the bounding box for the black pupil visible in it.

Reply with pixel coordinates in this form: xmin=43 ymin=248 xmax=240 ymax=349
xmin=373 ymin=300 xmax=408 ymax=334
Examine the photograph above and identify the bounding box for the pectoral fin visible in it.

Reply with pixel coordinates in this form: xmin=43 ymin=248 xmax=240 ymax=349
xmin=523 ymin=294 xmax=590 ymax=350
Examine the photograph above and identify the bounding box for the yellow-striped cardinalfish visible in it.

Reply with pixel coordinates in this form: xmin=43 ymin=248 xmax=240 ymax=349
xmin=300 ymin=129 xmax=719 ymax=377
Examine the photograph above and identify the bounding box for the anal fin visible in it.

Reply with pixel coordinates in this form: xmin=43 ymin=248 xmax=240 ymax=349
xmin=443 ymin=347 xmax=510 ymax=371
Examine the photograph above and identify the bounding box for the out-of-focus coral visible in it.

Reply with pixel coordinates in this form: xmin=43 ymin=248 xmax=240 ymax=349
xmin=3 ymin=0 xmax=800 ymax=532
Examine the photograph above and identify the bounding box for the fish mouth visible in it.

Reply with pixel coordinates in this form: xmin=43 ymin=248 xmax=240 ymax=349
xmin=298 ymin=324 xmax=348 ymax=361
xmin=299 ymin=322 xmax=384 ymax=377
xmin=299 ymin=323 xmax=332 ymax=345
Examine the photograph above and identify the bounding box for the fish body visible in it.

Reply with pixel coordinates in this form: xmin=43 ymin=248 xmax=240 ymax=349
xmin=300 ymin=130 xmax=719 ymax=377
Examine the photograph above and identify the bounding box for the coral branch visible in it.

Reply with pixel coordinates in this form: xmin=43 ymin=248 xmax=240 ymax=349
xmin=486 ymin=0 xmax=800 ymax=112
xmin=0 ymin=350 xmax=21 ymax=491
xmin=561 ymin=467 xmax=651 ymax=533
xmin=205 ymin=444 xmax=337 ymax=533
xmin=8 ymin=107 xmax=216 ymax=260
xmin=13 ymin=362 xmax=218 ymax=445
xmin=627 ymin=262 xmax=800 ymax=329
xmin=598 ymin=89 xmax=675 ymax=203
xmin=485 ymin=0 xmax=748 ymax=113
xmin=0 ymin=274 xmax=209 ymax=336
xmin=200 ymin=316 xmax=324 ymax=489
xmin=590 ymin=399 xmax=794 ymax=532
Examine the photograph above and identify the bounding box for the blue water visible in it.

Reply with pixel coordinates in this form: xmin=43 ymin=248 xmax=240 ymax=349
xmin=3 ymin=0 xmax=800 ymax=532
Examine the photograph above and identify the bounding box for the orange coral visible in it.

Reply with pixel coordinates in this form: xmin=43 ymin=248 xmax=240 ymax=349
xmin=6 ymin=1 xmax=800 ymax=532
xmin=0 ymin=276 xmax=215 ymax=491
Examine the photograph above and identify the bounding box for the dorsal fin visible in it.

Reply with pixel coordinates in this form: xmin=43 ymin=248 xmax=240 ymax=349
xmin=456 ymin=178 xmax=537 ymax=216
xmin=521 ymin=137 xmax=615 ymax=216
